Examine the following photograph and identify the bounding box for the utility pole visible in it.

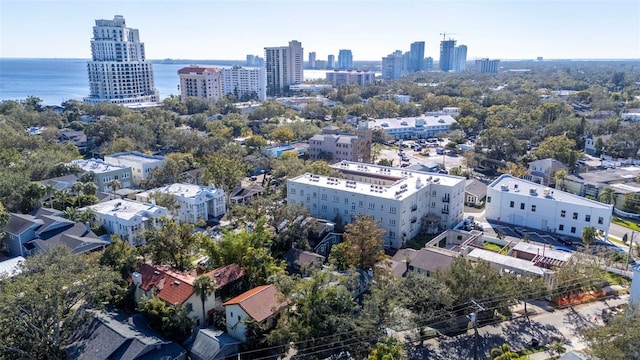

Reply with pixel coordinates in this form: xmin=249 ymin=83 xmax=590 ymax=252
xmin=626 ymin=231 xmax=635 ymax=271
xmin=470 ymin=300 xmax=486 ymax=360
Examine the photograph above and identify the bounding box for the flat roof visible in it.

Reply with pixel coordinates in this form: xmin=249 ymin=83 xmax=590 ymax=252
xmin=140 ymin=183 xmax=223 ymax=199
xmin=105 ymin=152 xmax=165 ymax=164
xmin=566 ymin=166 xmax=640 ymax=185
xmin=489 ymin=174 xmax=612 ymax=209
xmin=86 ymin=199 xmax=166 ymax=221
xmin=70 ymin=159 xmax=129 ymax=174
xmin=512 ymin=242 xmax=573 ymax=263
xmin=466 ymin=248 xmax=550 ymax=276
xmin=366 ymin=114 xmax=456 ymax=130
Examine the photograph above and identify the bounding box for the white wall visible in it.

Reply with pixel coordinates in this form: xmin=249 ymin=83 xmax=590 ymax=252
xmin=225 ymin=304 xmax=248 ymax=342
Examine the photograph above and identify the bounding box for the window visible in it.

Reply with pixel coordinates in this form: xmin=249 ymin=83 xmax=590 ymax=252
xmin=570 ymin=227 xmax=576 ymax=234
xmin=389 ymin=231 xmax=396 ymax=238
xmin=321 ymin=205 xmax=327 ymax=211
xmin=561 ymin=210 xmax=566 ymax=218
xmin=432 ymin=190 xmax=437 ymax=196
xmin=333 ymin=196 xmax=339 ymax=202
xmin=351 ymin=204 xmax=356 ymax=211
xmin=585 ymin=215 xmax=591 ymax=222
xmin=431 ymin=202 xmax=436 ymax=208
xmin=368 ymin=202 xmax=375 ymax=209
xmin=333 ymin=207 xmax=339 ymax=214
xmin=306 ymin=196 xmax=310 ymax=202
xmin=487 ymin=196 xmax=491 ymax=203
xmin=520 ymin=203 xmax=525 ymax=210
xmin=321 ymin=194 xmax=327 ymax=200
xmin=312 ymin=203 xmax=317 ymax=209
xmin=344 ymin=198 xmax=348 ymax=204
xmin=344 ymin=209 xmax=348 ymax=215
xmin=358 ymin=201 xmax=363 ymax=208
xmin=598 ymin=217 xmax=604 ymax=225
xmin=509 ymin=201 xmax=514 ymax=208
xmin=572 ymin=212 xmax=578 ymax=220
xmin=312 ymin=192 xmax=317 ymax=198
xmin=389 ymin=219 xmax=396 ymax=225
xmin=300 ymin=190 xmax=304 ymax=196
xmin=389 ymin=206 xmax=397 ymax=214
xmin=559 ymin=224 xmax=564 ymax=231
xmin=531 ymin=205 xmax=536 ymax=212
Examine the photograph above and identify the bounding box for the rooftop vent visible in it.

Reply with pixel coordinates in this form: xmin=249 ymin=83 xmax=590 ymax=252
xmin=173 ymin=280 xmax=180 ymax=285
xmin=500 ymin=184 xmax=509 ymax=191
xmin=529 ymin=188 xmax=537 ymax=196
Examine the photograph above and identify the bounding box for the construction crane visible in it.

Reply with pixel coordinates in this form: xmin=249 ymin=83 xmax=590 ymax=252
xmin=439 ymin=32 xmax=458 ymax=41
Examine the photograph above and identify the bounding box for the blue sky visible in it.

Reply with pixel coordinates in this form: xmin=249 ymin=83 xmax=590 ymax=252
xmin=1 ymin=0 xmax=639 ymax=60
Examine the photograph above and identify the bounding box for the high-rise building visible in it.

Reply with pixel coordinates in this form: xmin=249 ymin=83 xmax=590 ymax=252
xmin=85 ymin=15 xmax=159 ymax=104
xmin=439 ymin=39 xmax=456 ymax=71
xmin=402 ymin=52 xmax=411 ymax=72
xmin=178 ymin=65 xmax=266 ymax=101
xmin=327 ymin=55 xmax=335 ymax=69
xmin=382 ymin=51 xmax=403 ymax=80
xmin=475 ymin=58 xmax=501 ymax=73
xmin=178 ymin=66 xmax=222 ymax=102
xmin=424 ymin=57 xmax=434 ymax=71
xmin=308 ymin=52 xmax=316 ymax=69
xmin=338 ymin=49 xmax=353 ymax=70
xmin=326 ymin=70 xmax=375 ymax=86
xmin=246 ymin=55 xmax=255 ymax=67
xmin=264 ymin=40 xmax=304 ymax=97
xmin=409 ymin=41 xmax=425 ymax=71
xmin=452 ymin=45 xmax=467 ymax=72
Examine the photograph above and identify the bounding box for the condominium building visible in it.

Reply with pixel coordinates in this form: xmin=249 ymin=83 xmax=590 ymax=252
xmin=287 ymin=161 xmax=466 ymax=248
xmin=439 ymin=39 xmax=456 ymax=71
xmin=424 ymin=57 xmax=434 ymax=71
xmin=308 ymin=52 xmax=316 ymax=69
xmin=364 ymin=114 xmax=457 ymax=140
xmin=475 ymin=58 xmax=501 ymax=73
xmin=409 ymin=41 xmax=425 ymax=71
xmin=136 ymin=183 xmax=226 ymax=223
xmin=178 ymin=66 xmax=222 ymax=101
xmin=452 ymin=45 xmax=467 ymax=73
xmin=85 ymin=15 xmax=159 ymax=105
xmin=485 ymin=175 xmax=612 ymax=238
xmin=338 ymin=49 xmax=353 ymax=70
xmin=104 ymin=151 xmax=165 ymax=186
xmin=382 ymin=51 xmax=403 ymax=80
xmin=69 ymin=158 xmax=132 ymax=192
xmin=308 ymin=128 xmax=372 ymax=163
xmin=86 ymin=199 xmax=169 ymax=245
xmin=327 ymin=55 xmax=335 ymax=69
xmin=264 ymin=40 xmax=304 ymax=96
xmin=325 ymin=70 xmax=375 ymax=86
xmin=220 ymin=66 xmax=267 ymax=101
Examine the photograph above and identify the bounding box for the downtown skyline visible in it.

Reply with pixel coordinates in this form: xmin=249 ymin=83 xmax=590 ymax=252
xmin=1 ymin=0 xmax=639 ymax=61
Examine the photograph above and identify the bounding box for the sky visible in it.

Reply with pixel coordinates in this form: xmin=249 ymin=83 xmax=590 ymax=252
xmin=1 ymin=0 xmax=639 ymax=61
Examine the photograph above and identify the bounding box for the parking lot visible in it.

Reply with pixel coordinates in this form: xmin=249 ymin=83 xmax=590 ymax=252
xmin=377 ymin=139 xmax=466 ymax=171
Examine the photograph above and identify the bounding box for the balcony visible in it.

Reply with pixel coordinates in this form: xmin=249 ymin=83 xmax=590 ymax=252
xmin=441 ymin=208 xmax=449 ymax=214
xmin=442 ymin=196 xmax=450 ymax=203
xmin=410 ymin=217 xmax=417 ymax=224
xmin=411 ymin=205 xmax=417 ymax=212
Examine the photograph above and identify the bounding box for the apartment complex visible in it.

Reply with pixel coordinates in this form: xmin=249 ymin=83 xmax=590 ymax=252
xmin=86 ymin=199 xmax=168 ymax=245
xmin=220 ymin=66 xmax=267 ymax=100
xmin=486 ymin=175 xmax=612 ymax=238
xmin=264 ymin=40 xmax=304 ymax=96
xmin=475 ymin=58 xmax=501 ymax=73
xmin=178 ymin=65 xmax=266 ymax=101
xmin=287 ymin=161 xmax=466 ymax=248
xmin=382 ymin=51 xmax=403 ymax=80
xmin=69 ymin=158 xmax=132 ymax=192
xmin=409 ymin=41 xmax=425 ymax=71
xmin=452 ymin=45 xmax=467 ymax=72
xmin=178 ymin=66 xmax=222 ymax=101
xmin=364 ymin=114 xmax=457 ymax=140
xmin=439 ymin=39 xmax=456 ymax=71
xmin=325 ymin=70 xmax=375 ymax=86
xmin=308 ymin=128 xmax=372 ymax=163
xmin=85 ymin=16 xmax=159 ymax=105
xmin=104 ymin=151 xmax=165 ymax=186
xmin=136 ymin=183 xmax=227 ymax=223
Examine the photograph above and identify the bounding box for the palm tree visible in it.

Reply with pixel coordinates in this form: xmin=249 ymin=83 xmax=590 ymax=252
xmin=108 ymin=179 xmax=122 ymax=200
xmin=582 ymin=226 xmax=598 ymax=249
xmin=490 ymin=343 xmax=527 ymax=360
xmin=597 ymin=187 xmax=617 ymax=209
xmin=72 ymin=182 xmax=84 ymax=208
xmin=82 ymin=182 xmax=98 ymax=196
xmin=554 ymin=169 xmax=567 ymax=191
xmin=62 ymin=206 xmax=80 ymax=221
xmin=43 ymin=184 xmax=56 ymax=208
xmin=193 ymin=275 xmax=215 ymax=327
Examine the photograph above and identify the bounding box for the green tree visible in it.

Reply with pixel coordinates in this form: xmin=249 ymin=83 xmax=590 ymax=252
xmin=271 ymin=126 xmax=295 ymax=143
xmin=377 ymin=158 xmax=394 ymax=167
xmin=304 ymin=160 xmax=343 ymax=178
xmin=245 ymin=135 xmax=268 ymax=150
xmin=203 ymin=151 xmax=248 ymax=193
xmin=367 ymin=337 xmax=407 ymax=360
xmin=533 ymin=135 xmax=581 ymax=165
xmin=0 ymin=200 xmax=9 ymax=245
xmin=139 ymin=296 xmax=194 ymax=342
xmin=597 ymin=187 xmax=617 ymax=208
xmin=329 ymin=214 xmax=386 ymax=271
xmin=144 ymin=219 xmax=203 ymax=271
xmin=554 ymin=169 xmax=568 ymax=190
xmin=108 ymin=179 xmax=121 ymax=200
xmin=581 ymin=226 xmax=598 ymax=249
xmin=581 ymin=305 xmax=640 ymax=360
xmin=100 ymin=234 xmax=141 ymax=279
xmin=0 ymin=246 xmax=120 ymax=359
xmin=193 ymin=275 xmax=215 ymax=327
xmin=490 ymin=343 xmax=527 ymax=360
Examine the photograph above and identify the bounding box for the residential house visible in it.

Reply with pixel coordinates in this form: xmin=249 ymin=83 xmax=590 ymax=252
xmin=66 ymin=310 xmax=186 ymax=360
xmin=85 ymin=199 xmax=169 ymax=245
xmin=391 ymin=247 xmax=458 ymax=277
xmin=223 ymin=285 xmax=286 ymax=342
xmin=104 ymin=151 xmax=165 ymax=186
xmin=3 ymin=208 xmax=108 ymax=258
xmin=185 ymin=328 xmax=241 ymax=360
xmin=132 ymin=263 xmax=244 ymax=327
xmin=57 ymin=130 xmax=88 ymax=153
xmin=181 ymin=168 xmax=206 ymax=185
xmin=465 ymin=179 xmax=487 ymax=206
xmin=136 ymin=183 xmax=226 ymax=223
xmin=283 ymin=248 xmax=325 ymax=276
xmin=69 ymin=158 xmax=133 ymax=192
xmin=39 ymin=174 xmax=80 ymax=192
xmin=524 ymin=158 xmax=567 ymax=186
xmin=229 ymin=184 xmax=264 ymax=205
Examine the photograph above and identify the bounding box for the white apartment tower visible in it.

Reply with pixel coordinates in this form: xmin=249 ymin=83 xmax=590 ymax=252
xmin=220 ymin=66 xmax=267 ymax=101
xmin=178 ymin=65 xmax=266 ymax=101
xmin=264 ymin=40 xmax=304 ymax=96
xmin=453 ymin=45 xmax=467 ymax=73
xmin=85 ymin=15 xmax=159 ymax=105
xmin=178 ymin=66 xmax=222 ymax=102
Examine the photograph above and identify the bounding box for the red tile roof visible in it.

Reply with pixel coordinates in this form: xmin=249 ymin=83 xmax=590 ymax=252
xmin=222 ymin=285 xmax=286 ymax=323
xmin=178 ymin=66 xmax=220 ymax=74
xmin=204 ymin=264 xmax=245 ymax=289
xmin=136 ymin=264 xmax=194 ymax=306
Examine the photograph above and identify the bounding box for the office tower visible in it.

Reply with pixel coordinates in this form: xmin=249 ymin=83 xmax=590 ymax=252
xmin=382 ymin=51 xmax=403 ymax=80
xmin=439 ymin=39 xmax=456 ymax=71
xmin=409 ymin=41 xmax=425 ymax=71
xmin=85 ymin=15 xmax=159 ymax=104
xmin=475 ymin=58 xmax=500 ymax=73
xmin=338 ymin=49 xmax=353 ymax=70
xmin=424 ymin=57 xmax=434 ymax=71
xmin=308 ymin=52 xmax=316 ymax=69
xmin=327 ymin=55 xmax=335 ymax=69
xmin=264 ymin=40 xmax=304 ymax=96
xmin=452 ymin=45 xmax=467 ymax=72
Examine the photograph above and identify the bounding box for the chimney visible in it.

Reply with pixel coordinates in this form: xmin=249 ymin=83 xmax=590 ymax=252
xmin=151 ymin=198 xmax=156 ymax=206
xmin=85 ymin=222 xmax=91 ymax=234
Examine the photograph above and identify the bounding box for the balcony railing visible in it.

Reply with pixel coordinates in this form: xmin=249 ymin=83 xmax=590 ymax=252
xmin=411 ymin=205 xmax=417 ymax=212
xmin=442 ymin=196 xmax=450 ymax=203
xmin=441 ymin=208 xmax=449 ymax=214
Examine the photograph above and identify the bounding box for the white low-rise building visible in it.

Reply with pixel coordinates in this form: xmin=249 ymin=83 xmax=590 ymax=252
xmin=136 ymin=183 xmax=226 ymax=223
xmin=69 ymin=159 xmax=132 ymax=192
xmin=365 ymin=114 xmax=457 ymax=140
xmin=85 ymin=199 xmax=169 ymax=245
xmin=104 ymin=151 xmax=165 ymax=186
xmin=287 ymin=161 xmax=466 ymax=248
xmin=486 ymin=174 xmax=612 ymax=238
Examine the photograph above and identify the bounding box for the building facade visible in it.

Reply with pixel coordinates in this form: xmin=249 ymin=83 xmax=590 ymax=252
xmin=287 ymin=161 xmax=466 ymax=248
xmin=69 ymin=158 xmax=132 ymax=192
xmin=338 ymin=49 xmax=353 ymax=70
xmin=409 ymin=41 xmax=425 ymax=72
xmin=308 ymin=129 xmax=372 ymax=163
xmin=85 ymin=16 xmax=159 ymax=104
xmin=178 ymin=66 xmax=266 ymax=101
xmin=364 ymin=114 xmax=457 ymax=140
xmin=264 ymin=40 xmax=304 ymax=96
xmin=485 ymin=174 xmax=612 ymax=239
xmin=104 ymin=151 xmax=165 ymax=186
xmin=136 ymin=183 xmax=226 ymax=223
xmin=439 ymin=39 xmax=456 ymax=71
xmin=178 ymin=66 xmax=222 ymax=101
xmin=475 ymin=58 xmax=500 ymax=73
xmin=220 ymin=66 xmax=267 ymax=101
xmin=327 ymin=55 xmax=335 ymax=69
xmin=382 ymin=51 xmax=403 ymax=80
xmin=308 ymin=52 xmax=316 ymax=69
xmin=453 ymin=45 xmax=467 ymax=73
xmin=325 ymin=70 xmax=375 ymax=86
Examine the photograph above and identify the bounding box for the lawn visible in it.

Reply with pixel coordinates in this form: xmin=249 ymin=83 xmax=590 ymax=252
xmin=612 ymin=217 xmax=640 ymax=232
xmin=484 ymin=242 xmax=502 ymax=252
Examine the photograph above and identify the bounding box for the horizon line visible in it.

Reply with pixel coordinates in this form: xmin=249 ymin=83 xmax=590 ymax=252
xmin=1 ymin=57 xmax=639 ymax=62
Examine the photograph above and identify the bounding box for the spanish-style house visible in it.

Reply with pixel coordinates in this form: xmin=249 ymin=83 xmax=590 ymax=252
xmin=222 ymin=285 xmax=286 ymax=342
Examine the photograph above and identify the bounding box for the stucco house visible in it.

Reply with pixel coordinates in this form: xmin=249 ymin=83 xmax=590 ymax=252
xmin=222 ymin=285 xmax=286 ymax=342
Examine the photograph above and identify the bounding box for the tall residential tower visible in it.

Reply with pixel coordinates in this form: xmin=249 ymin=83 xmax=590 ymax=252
xmin=452 ymin=45 xmax=467 ymax=72
xmin=85 ymin=16 xmax=159 ymax=105
xmin=439 ymin=39 xmax=456 ymax=72
xmin=409 ymin=41 xmax=425 ymax=71
xmin=264 ymin=40 xmax=304 ymax=96
xmin=338 ymin=49 xmax=353 ymax=70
